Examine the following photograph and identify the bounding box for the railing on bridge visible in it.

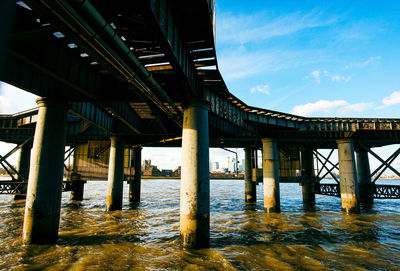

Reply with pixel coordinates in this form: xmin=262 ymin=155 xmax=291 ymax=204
xmin=0 ymin=181 xmax=25 ymax=195
xmin=316 ymin=183 xmax=400 ymax=199
xmin=0 ymin=180 xmax=85 ymax=195
xmin=316 ymin=183 xmax=340 ymax=197
xmin=374 ymin=185 xmax=400 ymax=199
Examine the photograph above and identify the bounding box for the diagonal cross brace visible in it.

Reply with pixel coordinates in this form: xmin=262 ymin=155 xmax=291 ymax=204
xmin=367 ymin=146 xmax=400 ymax=183
xmin=316 ymin=149 xmax=334 ymax=177
xmin=359 ymin=143 xmax=400 ymax=179
xmin=313 ymin=151 xmax=339 ymax=183
xmin=0 ymin=137 xmax=33 ymax=164
xmin=0 ymin=155 xmax=27 ymax=182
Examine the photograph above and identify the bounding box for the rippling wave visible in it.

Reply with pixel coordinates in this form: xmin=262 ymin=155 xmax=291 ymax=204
xmin=0 ymin=179 xmax=399 ymax=270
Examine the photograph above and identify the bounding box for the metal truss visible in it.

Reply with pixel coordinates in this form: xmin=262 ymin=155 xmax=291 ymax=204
xmin=358 ymin=143 xmax=400 ymax=183
xmin=0 ymin=137 xmax=32 ymax=182
xmin=313 ymin=149 xmax=339 ymax=183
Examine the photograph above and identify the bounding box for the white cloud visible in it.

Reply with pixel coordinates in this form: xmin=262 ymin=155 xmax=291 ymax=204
xmin=310 ymin=70 xmax=321 ymax=84
xmin=305 ymin=70 xmax=352 ymax=84
xmin=345 ymin=56 xmax=381 ymax=69
xmin=217 ymin=10 xmax=336 ymax=45
xmin=218 ymin=48 xmax=327 ymax=80
xmin=337 ymin=102 xmax=373 ymax=114
xmin=250 ymin=85 xmax=270 ymax=95
xmin=330 ymin=74 xmax=352 ymax=82
xmin=381 ymin=91 xmax=400 ymax=107
xmin=0 ymin=96 xmax=18 ymax=114
xmin=0 ymin=82 xmax=38 ymax=113
xmin=291 ymin=100 xmax=372 ymax=117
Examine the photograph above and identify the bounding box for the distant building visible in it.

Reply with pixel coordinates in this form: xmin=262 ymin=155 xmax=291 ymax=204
xmin=173 ymin=166 xmax=181 ymax=177
xmin=161 ymin=169 xmax=173 ymax=177
xmin=227 ymin=157 xmax=236 ymax=172
xmin=211 ymin=162 xmax=219 ymax=172
xmin=239 ymin=159 xmax=245 ymax=171
xmin=142 ymin=159 xmax=161 ymax=176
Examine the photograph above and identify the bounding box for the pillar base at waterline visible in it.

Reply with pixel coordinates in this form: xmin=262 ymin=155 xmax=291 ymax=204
xmin=356 ymin=150 xmax=373 ymax=204
xmin=302 ymin=182 xmax=315 ymax=203
xmin=263 ymin=198 xmax=280 ymax=213
xmin=70 ymin=174 xmax=84 ymax=201
xmin=180 ymin=214 xmax=210 ymax=249
xmin=106 ymin=137 xmax=125 ymax=211
xmin=244 ymin=147 xmax=256 ymax=203
xmin=129 ymin=147 xmax=142 ymax=203
xmin=337 ymin=139 xmax=360 ymax=214
xmin=262 ymin=138 xmax=280 ymax=213
xmin=341 ymin=195 xmax=360 ymax=213
xmin=23 ymin=215 xmax=60 ymax=244
xmin=301 ymin=148 xmax=315 ymax=204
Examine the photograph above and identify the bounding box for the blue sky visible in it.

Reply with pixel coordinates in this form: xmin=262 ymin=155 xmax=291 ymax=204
xmin=1 ymin=1 xmax=400 ymax=170
xmin=216 ymin=0 xmax=400 ymax=118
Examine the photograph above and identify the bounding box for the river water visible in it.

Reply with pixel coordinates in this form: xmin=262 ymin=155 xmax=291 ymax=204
xmin=0 ymin=179 xmax=399 ymax=270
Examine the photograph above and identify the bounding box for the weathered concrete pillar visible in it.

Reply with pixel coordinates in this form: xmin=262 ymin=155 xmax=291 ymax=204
xmin=337 ymin=139 xmax=360 ymax=213
xmin=129 ymin=147 xmax=142 ymax=203
xmin=70 ymin=148 xmax=84 ymax=201
xmin=106 ymin=137 xmax=125 ymax=211
xmin=262 ymin=138 xmax=280 ymax=213
xmin=22 ymin=98 xmax=67 ymax=244
xmin=180 ymin=101 xmax=210 ymax=248
xmin=14 ymin=143 xmax=32 ymax=200
xmin=356 ymin=149 xmax=373 ymax=204
xmin=301 ymin=147 xmax=315 ymax=203
xmin=244 ymin=147 xmax=256 ymax=203
xmin=70 ymin=173 xmax=84 ymax=201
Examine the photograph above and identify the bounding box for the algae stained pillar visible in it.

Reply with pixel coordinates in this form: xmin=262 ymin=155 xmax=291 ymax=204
xmin=337 ymin=139 xmax=360 ymax=213
xmin=22 ymin=98 xmax=67 ymax=244
xmin=262 ymin=138 xmax=280 ymax=213
xmin=129 ymin=147 xmax=142 ymax=203
xmin=106 ymin=136 xmax=125 ymax=211
xmin=14 ymin=142 xmax=32 ymax=200
xmin=244 ymin=147 xmax=256 ymax=203
xmin=180 ymin=101 xmax=210 ymax=248
xmin=301 ymin=147 xmax=315 ymax=204
xmin=356 ymin=149 xmax=373 ymax=204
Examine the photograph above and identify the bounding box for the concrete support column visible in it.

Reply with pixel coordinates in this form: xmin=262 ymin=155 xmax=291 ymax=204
xmin=14 ymin=143 xmax=32 ymax=200
xmin=70 ymin=173 xmax=84 ymax=201
xmin=129 ymin=147 xmax=142 ymax=203
xmin=262 ymin=138 xmax=280 ymax=213
xmin=301 ymin=148 xmax=315 ymax=203
xmin=356 ymin=149 xmax=373 ymax=204
xmin=180 ymin=101 xmax=210 ymax=248
xmin=337 ymin=139 xmax=360 ymax=213
xmin=22 ymin=98 xmax=67 ymax=244
xmin=70 ymin=148 xmax=84 ymax=201
xmin=106 ymin=137 xmax=125 ymax=211
xmin=244 ymin=147 xmax=256 ymax=203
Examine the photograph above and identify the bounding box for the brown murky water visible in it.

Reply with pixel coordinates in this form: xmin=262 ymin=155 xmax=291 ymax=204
xmin=0 ymin=179 xmax=399 ymax=270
